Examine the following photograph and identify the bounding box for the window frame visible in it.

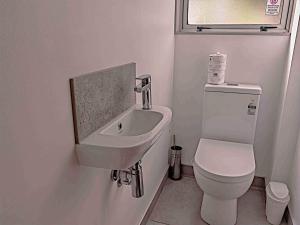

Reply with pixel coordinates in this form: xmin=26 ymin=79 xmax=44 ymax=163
xmin=176 ymin=0 xmax=294 ymax=34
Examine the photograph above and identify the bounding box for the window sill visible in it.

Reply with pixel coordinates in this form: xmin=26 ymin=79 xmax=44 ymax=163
xmin=175 ymin=29 xmax=291 ymax=36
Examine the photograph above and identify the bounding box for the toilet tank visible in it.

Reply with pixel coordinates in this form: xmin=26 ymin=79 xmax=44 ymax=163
xmin=202 ymin=83 xmax=262 ymax=144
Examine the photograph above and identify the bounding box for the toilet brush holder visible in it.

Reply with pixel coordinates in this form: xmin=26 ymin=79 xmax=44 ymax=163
xmin=169 ymin=145 xmax=182 ymax=180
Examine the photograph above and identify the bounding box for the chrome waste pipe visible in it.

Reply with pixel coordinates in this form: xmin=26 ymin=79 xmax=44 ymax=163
xmin=111 ymin=161 xmax=144 ymax=198
xmin=130 ymin=161 xmax=144 ymax=197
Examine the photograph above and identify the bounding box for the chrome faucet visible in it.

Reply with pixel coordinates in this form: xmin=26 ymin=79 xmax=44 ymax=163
xmin=134 ymin=74 xmax=152 ymax=110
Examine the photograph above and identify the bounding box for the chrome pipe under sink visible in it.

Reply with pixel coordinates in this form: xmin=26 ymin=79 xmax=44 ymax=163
xmin=111 ymin=161 xmax=144 ymax=198
xmin=130 ymin=161 xmax=144 ymax=198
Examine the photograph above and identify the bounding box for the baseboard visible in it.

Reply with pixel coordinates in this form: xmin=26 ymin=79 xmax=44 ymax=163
xmin=286 ymin=206 xmax=296 ymax=225
xmin=181 ymin=164 xmax=194 ymax=177
xmin=251 ymin=176 xmax=265 ymax=190
xmin=139 ymin=171 xmax=168 ymax=225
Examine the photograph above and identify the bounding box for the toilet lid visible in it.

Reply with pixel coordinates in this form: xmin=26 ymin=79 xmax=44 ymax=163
xmin=194 ymin=139 xmax=255 ymax=183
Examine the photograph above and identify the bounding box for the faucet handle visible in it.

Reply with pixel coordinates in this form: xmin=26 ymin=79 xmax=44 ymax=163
xmin=136 ymin=74 xmax=151 ymax=83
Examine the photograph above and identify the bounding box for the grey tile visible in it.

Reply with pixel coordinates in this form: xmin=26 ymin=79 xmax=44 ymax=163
xmin=149 ymin=177 xmax=207 ymax=225
xmin=70 ymin=63 xmax=136 ymax=142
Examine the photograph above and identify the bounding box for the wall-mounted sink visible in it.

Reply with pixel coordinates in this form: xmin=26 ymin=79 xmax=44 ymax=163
xmin=76 ymin=105 xmax=172 ymax=170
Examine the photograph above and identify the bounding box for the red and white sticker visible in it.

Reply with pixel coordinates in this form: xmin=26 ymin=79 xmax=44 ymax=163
xmin=266 ymin=0 xmax=282 ymax=15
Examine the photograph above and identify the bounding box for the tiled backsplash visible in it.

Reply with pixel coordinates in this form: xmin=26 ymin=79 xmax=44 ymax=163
xmin=70 ymin=63 xmax=136 ymax=143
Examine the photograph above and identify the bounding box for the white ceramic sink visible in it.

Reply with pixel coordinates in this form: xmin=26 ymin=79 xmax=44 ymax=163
xmin=76 ymin=105 xmax=172 ymax=169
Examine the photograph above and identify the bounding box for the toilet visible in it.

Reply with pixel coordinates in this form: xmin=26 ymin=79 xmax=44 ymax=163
xmin=193 ymin=83 xmax=262 ymax=225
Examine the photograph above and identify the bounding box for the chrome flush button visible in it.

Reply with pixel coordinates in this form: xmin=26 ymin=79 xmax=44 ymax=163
xmin=248 ymin=103 xmax=257 ymax=115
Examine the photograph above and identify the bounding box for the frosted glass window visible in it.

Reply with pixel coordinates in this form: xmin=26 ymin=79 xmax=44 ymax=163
xmin=188 ymin=0 xmax=282 ymax=25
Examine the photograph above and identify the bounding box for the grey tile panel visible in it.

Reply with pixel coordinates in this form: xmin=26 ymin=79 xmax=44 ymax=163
xmin=70 ymin=63 xmax=136 ymax=142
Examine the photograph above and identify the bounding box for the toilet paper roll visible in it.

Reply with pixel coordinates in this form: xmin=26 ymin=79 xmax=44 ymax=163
xmin=208 ymin=52 xmax=227 ymax=85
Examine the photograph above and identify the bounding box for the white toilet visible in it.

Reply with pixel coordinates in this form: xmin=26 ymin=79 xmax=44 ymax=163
xmin=193 ymin=83 xmax=262 ymax=225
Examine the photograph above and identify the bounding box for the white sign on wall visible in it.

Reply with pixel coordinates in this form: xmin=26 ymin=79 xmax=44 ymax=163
xmin=266 ymin=0 xmax=282 ymax=15
xmin=266 ymin=0 xmax=281 ymax=16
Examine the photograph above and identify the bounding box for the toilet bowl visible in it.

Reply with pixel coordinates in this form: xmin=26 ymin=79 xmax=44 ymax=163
xmin=193 ymin=138 xmax=255 ymax=225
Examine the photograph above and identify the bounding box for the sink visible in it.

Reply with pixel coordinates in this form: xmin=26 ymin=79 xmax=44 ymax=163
xmin=102 ymin=110 xmax=163 ymax=136
xmin=76 ymin=105 xmax=172 ymax=169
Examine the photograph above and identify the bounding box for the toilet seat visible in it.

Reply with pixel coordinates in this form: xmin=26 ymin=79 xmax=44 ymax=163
xmin=194 ymin=138 xmax=255 ymax=183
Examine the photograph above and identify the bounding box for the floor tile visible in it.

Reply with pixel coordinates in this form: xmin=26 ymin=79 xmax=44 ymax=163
xmin=149 ymin=177 xmax=207 ymax=225
xmin=149 ymin=176 xmax=287 ymax=225
xmin=237 ymin=189 xmax=269 ymax=225
xmin=146 ymin=220 xmax=169 ymax=225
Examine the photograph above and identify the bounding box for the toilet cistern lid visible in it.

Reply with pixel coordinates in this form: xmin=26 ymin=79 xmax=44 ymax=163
xmin=205 ymin=83 xmax=262 ymax=95
xmin=194 ymin=139 xmax=255 ymax=181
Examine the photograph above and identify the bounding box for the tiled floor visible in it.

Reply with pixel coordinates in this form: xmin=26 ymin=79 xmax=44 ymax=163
xmin=147 ymin=176 xmax=287 ymax=225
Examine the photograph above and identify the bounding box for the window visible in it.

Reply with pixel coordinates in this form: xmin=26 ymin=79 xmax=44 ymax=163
xmin=178 ymin=0 xmax=293 ymax=33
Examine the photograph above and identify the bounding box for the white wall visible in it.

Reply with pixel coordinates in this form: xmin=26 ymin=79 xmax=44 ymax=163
xmin=0 ymin=1 xmax=175 ymax=225
xmin=289 ymin=132 xmax=300 ymax=225
xmin=286 ymin=11 xmax=300 ymax=225
xmin=173 ymin=34 xmax=289 ymax=177
xmin=269 ymin=1 xmax=300 ymax=183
